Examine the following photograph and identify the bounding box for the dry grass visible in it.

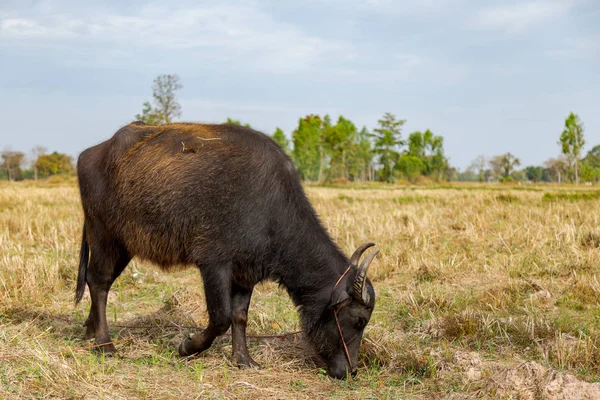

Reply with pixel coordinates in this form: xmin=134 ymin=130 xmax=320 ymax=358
xmin=2 ymin=181 xmax=600 ymax=399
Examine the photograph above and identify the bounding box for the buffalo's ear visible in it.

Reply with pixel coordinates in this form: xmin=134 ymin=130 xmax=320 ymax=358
xmin=330 ymin=286 xmax=350 ymax=309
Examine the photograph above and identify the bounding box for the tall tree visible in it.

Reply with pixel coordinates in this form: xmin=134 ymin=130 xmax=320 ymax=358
xmin=30 ymin=145 xmax=47 ymax=180
xmin=406 ymin=130 xmax=447 ymax=181
xmin=559 ymin=112 xmax=585 ymax=184
xmin=407 ymin=131 xmax=425 ymax=158
xmin=371 ymin=112 xmax=405 ymax=183
xmin=136 ymin=74 xmax=183 ymax=124
xmin=271 ymin=127 xmax=290 ymax=154
xmin=427 ymin=133 xmax=447 ymax=180
xmin=292 ymin=115 xmax=324 ymax=181
xmin=490 ymin=153 xmax=520 ymax=181
xmin=322 ymin=116 xmax=358 ymax=180
xmin=1 ymin=150 xmax=25 ymax=181
xmin=351 ymin=127 xmax=374 ymax=181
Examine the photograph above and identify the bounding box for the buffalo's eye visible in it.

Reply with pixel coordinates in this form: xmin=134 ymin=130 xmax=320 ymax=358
xmin=355 ymin=317 xmax=367 ymax=330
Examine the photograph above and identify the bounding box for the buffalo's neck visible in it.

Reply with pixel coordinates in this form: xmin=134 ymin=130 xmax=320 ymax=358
xmin=266 ymin=180 xmax=351 ymax=329
xmin=274 ymin=239 xmax=350 ymax=330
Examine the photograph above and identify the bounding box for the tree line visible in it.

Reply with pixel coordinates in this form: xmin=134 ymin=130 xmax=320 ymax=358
xmin=134 ymin=75 xmax=450 ymax=184
xmin=2 ymin=75 xmax=595 ymax=184
xmin=0 ymin=147 xmax=74 ymax=181
xmin=459 ymin=113 xmax=595 ymax=184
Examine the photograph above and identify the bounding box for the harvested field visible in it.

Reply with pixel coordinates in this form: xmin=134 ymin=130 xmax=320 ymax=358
xmin=2 ymin=180 xmax=600 ymax=399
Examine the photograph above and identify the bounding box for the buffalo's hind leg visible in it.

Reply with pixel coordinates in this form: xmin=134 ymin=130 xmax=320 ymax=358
xmin=231 ymin=284 xmax=260 ymax=369
xmin=179 ymin=264 xmax=232 ymax=357
xmin=85 ymin=241 xmax=130 ymax=354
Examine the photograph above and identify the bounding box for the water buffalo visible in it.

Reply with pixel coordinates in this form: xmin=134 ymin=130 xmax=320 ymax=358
xmin=75 ymin=121 xmax=378 ymax=379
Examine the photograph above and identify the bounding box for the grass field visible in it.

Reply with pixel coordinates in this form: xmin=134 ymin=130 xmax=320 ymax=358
xmin=2 ymin=180 xmax=600 ymax=399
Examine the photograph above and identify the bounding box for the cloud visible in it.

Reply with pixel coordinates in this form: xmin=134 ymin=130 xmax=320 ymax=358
xmin=0 ymin=1 xmax=463 ymax=83
xmin=474 ymin=1 xmax=572 ymax=33
xmin=0 ymin=2 xmax=347 ymax=73
xmin=547 ymin=35 xmax=600 ymax=59
xmin=395 ymin=53 xmax=422 ymax=68
xmin=349 ymin=0 xmax=464 ymax=15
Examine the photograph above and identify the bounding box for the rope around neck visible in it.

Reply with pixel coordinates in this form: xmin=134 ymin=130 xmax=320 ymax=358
xmin=333 ymin=265 xmax=353 ymax=372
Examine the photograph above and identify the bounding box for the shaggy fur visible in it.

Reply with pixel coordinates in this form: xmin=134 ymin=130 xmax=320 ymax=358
xmin=75 ymin=121 xmax=377 ymax=379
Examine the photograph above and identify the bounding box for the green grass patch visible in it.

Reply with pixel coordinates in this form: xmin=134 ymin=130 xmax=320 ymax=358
xmin=496 ymin=193 xmax=520 ymax=203
xmin=542 ymin=191 xmax=600 ymax=202
xmin=336 ymin=194 xmax=363 ymax=203
xmin=392 ymin=195 xmax=432 ymax=204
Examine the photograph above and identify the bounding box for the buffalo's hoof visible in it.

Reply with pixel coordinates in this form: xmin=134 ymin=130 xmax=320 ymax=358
xmin=94 ymin=342 xmax=117 ymax=355
xmin=178 ymin=336 xmax=195 ymax=357
xmin=237 ymin=357 xmax=261 ymax=370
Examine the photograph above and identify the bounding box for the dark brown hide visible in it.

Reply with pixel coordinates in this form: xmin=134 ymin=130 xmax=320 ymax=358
xmin=75 ymin=122 xmax=377 ymax=379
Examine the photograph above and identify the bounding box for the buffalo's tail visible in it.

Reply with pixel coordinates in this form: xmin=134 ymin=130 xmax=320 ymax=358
xmin=75 ymin=222 xmax=89 ymax=304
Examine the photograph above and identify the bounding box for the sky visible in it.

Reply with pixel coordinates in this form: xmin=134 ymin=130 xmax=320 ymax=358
xmin=0 ymin=0 xmax=598 ymax=170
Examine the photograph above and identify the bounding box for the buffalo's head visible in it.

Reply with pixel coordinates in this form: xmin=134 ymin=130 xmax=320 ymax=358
xmin=308 ymin=243 xmax=378 ymax=379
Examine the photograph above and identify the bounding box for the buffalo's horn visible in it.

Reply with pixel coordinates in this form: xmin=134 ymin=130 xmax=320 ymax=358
xmin=353 ymin=248 xmax=379 ymax=304
xmin=349 ymin=242 xmax=375 ymax=267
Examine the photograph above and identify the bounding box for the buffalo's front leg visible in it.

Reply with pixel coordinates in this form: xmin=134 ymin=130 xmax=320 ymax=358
xmin=179 ymin=265 xmax=232 ymax=356
xmin=231 ymin=284 xmax=260 ymax=369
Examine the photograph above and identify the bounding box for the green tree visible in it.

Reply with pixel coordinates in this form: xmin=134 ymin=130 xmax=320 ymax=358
xmin=136 ymin=101 xmax=164 ymax=125
xmin=406 ymin=130 xmax=448 ymax=180
xmin=322 ymin=116 xmax=358 ymax=180
xmin=582 ymin=145 xmax=600 ymax=168
xmin=428 ymin=139 xmax=448 ymax=181
xmin=350 ymin=127 xmax=374 ymax=181
xmin=292 ymin=115 xmax=324 ymax=181
xmin=1 ymin=150 xmax=25 ymax=181
xmin=559 ymin=112 xmax=585 ymax=184
xmin=35 ymin=152 xmax=74 ymax=177
xmin=581 ymin=145 xmax=600 ymax=182
xmin=407 ymin=130 xmax=425 ymax=158
xmin=371 ymin=112 xmax=405 ymax=183
xmin=136 ymin=74 xmax=182 ymax=124
xmin=524 ymin=166 xmax=543 ymax=182
xmin=580 ymin=161 xmax=600 ymax=183
xmin=396 ymin=155 xmax=424 ymax=183
xmin=271 ymin=127 xmax=290 ymax=153
xmin=226 ymin=118 xmax=252 ymax=128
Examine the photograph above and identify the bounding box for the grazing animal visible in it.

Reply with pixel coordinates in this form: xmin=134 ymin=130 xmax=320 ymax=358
xmin=75 ymin=121 xmax=379 ymax=379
